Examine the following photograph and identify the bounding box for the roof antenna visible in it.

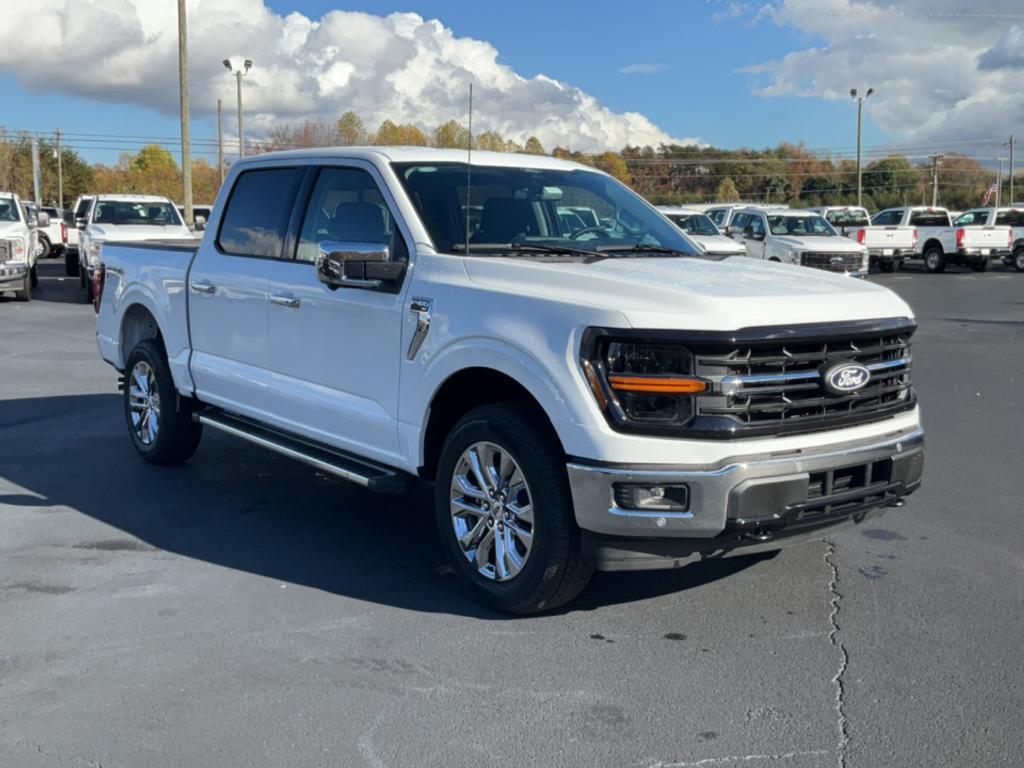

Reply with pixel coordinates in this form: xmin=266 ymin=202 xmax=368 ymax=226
xmin=464 ymin=82 xmax=473 ymax=255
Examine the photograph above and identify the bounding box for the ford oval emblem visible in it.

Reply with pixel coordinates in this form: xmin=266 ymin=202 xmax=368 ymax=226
xmin=824 ymin=362 xmax=871 ymax=395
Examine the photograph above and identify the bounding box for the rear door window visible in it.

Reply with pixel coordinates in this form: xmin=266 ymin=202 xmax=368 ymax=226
xmin=995 ymin=210 xmax=1024 ymax=227
xmin=218 ymin=168 xmax=304 ymax=258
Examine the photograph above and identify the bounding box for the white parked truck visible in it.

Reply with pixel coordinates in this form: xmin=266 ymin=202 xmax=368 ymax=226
xmin=38 ymin=205 xmax=70 ymax=259
xmin=874 ymin=206 xmax=1011 ymax=273
xmin=65 ymin=194 xmax=94 ymax=276
xmin=657 ymin=206 xmax=745 ymax=256
xmin=811 ymin=206 xmax=917 ymax=272
xmin=79 ymin=195 xmax=193 ymax=303
xmin=726 ymin=208 xmax=869 ymax=276
xmin=0 ymin=192 xmax=46 ymax=300
xmin=95 ymin=148 xmax=924 ymax=614
xmin=952 ymin=207 xmax=1024 ymax=272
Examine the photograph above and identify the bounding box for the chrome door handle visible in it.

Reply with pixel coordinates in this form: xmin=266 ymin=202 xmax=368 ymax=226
xmin=190 ymin=282 xmax=216 ymax=295
xmin=269 ymin=294 xmax=300 ymax=309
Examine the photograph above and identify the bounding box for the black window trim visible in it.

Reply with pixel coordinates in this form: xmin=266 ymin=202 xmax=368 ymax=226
xmin=214 ymin=165 xmax=306 ymax=262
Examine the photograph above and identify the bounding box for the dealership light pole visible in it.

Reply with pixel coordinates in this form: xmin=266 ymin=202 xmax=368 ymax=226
xmin=223 ymin=58 xmax=252 ymax=158
xmin=178 ymin=0 xmax=193 ymax=228
xmin=217 ymin=98 xmax=225 ymax=183
xmin=850 ymin=87 xmax=874 ymax=207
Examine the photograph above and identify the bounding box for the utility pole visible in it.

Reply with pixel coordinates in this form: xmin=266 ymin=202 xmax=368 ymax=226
xmin=850 ymin=87 xmax=874 ymax=207
xmin=930 ymin=153 xmax=943 ymax=207
xmin=30 ymin=138 xmax=41 ymax=204
xmin=217 ymin=98 xmax=225 ymax=183
xmin=1009 ymin=135 xmax=1016 ymax=205
xmin=996 ymin=158 xmax=1003 ymax=208
xmin=223 ymin=59 xmax=252 ymax=158
xmin=55 ymin=129 xmax=64 ymax=209
xmin=177 ymin=0 xmax=193 ymax=228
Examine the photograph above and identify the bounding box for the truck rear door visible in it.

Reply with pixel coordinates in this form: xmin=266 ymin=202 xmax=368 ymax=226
xmin=187 ymin=166 xmax=305 ymax=417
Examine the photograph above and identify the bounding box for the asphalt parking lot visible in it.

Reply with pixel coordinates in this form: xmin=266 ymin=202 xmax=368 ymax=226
xmin=1 ymin=259 xmax=1022 ymax=768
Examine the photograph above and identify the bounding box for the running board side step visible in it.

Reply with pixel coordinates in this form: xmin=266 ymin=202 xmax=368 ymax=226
xmin=195 ymin=410 xmax=412 ymax=494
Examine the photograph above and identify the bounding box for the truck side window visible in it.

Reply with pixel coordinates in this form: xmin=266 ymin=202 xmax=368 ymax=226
xmin=295 ymin=167 xmax=407 ymax=263
xmin=218 ymin=168 xmax=303 ymax=259
xmin=749 ymin=216 xmax=766 ymax=238
xmin=995 ymin=210 xmax=1024 ymax=227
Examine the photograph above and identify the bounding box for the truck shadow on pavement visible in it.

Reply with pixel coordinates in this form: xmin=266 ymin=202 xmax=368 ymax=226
xmin=0 ymin=392 xmax=772 ymax=618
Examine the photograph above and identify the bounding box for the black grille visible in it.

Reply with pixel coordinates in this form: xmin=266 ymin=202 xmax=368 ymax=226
xmin=692 ymin=323 xmax=915 ymax=437
xmin=800 ymin=252 xmax=863 ymax=272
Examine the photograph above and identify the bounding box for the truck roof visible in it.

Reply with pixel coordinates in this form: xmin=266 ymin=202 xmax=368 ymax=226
xmin=735 ymin=207 xmax=818 ymax=217
xmin=656 ymin=206 xmax=708 ymax=215
xmin=232 ymin=146 xmax=591 ymax=172
xmin=94 ymin=194 xmax=175 ymax=203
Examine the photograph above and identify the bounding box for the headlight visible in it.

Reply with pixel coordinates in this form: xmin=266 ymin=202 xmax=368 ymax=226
xmin=581 ymin=330 xmax=708 ymax=430
xmin=89 ymin=239 xmax=105 ymax=259
xmin=12 ymin=238 xmax=25 ymax=258
xmin=790 ymin=248 xmax=803 ymax=261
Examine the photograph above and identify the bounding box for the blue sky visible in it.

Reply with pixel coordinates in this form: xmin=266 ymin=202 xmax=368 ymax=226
xmin=0 ymin=0 xmax=919 ymax=165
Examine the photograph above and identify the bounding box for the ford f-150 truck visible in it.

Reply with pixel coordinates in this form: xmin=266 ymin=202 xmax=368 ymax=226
xmin=95 ymin=148 xmax=924 ymax=613
xmin=874 ymin=206 xmax=1011 ymax=273
xmin=952 ymin=207 xmax=1024 ymax=272
xmin=1 ymin=192 xmax=45 ymax=300
xmin=811 ymin=206 xmax=917 ymax=272
xmin=79 ymin=195 xmax=193 ymax=303
xmin=726 ymin=208 xmax=870 ymax=276
xmin=656 ymin=206 xmax=745 ymax=256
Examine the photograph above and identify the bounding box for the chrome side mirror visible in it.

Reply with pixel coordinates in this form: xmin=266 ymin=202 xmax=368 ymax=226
xmin=36 ymin=212 xmax=50 ymax=228
xmin=315 ymin=241 xmax=404 ymax=290
xmin=194 ymin=215 xmax=206 ymax=231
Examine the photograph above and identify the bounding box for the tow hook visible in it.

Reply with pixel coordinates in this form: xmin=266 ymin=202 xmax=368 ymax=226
xmin=887 ymin=496 xmax=907 ymax=508
xmin=742 ymin=529 xmax=774 ymax=543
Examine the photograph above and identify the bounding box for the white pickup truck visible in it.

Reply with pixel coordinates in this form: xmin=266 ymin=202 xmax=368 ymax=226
xmin=1 ymin=192 xmax=46 ymax=300
xmin=95 ymin=148 xmax=924 ymax=613
xmin=726 ymin=208 xmax=870 ymax=276
xmin=79 ymin=195 xmax=193 ymax=303
xmin=952 ymin=207 xmax=1024 ymax=272
xmin=811 ymin=206 xmax=917 ymax=272
xmin=874 ymin=206 xmax=1011 ymax=273
xmin=656 ymin=206 xmax=745 ymax=256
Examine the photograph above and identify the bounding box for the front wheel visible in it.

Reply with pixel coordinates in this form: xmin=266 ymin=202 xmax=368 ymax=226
xmin=123 ymin=340 xmax=203 ymax=465
xmin=878 ymin=259 xmax=896 ymax=273
xmin=435 ymin=403 xmax=592 ymax=614
xmin=970 ymin=258 xmax=989 ymax=273
xmin=14 ymin=272 xmax=31 ymax=301
xmin=923 ymin=247 xmax=946 ymax=273
xmin=1014 ymin=250 xmax=1024 ymax=273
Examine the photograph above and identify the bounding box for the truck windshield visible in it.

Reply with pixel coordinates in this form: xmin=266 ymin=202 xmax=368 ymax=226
xmin=767 ymin=215 xmax=837 ymax=236
xmin=0 ymin=197 xmax=19 ymax=222
xmin=824 ymin=209 xmax=869 ymax=227
xmin=667 ymin=213 xmax=719 ymax=237
xmin=391 ymin=162 xmax=699 ymax=257
xmin=93 ymin=201 xmax=182 ymax=226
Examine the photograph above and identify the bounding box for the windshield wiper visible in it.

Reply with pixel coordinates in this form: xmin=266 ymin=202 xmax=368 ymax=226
xmin=453 ymin=241 xmax=605 ymax=259
xmin=594 ymin=243 xmax=691 ymax=256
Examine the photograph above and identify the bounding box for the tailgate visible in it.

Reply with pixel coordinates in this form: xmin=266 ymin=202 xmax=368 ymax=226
xmin=963 ymin=227 xmax=1011 ymax=249
xmin=865 ymin=227 xmax=914 ymax=248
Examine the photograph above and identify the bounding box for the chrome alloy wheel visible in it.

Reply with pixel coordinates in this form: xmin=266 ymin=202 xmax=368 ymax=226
xmin=449 ymin=441 xmax=534 ymax=582
xmin=925 ymin=252 xmax=940 ymax=271
xmin=128 ymin=360 xmax=161 ymax=445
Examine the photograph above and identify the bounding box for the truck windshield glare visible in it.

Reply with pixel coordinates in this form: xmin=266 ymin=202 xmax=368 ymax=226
xmin=392 ymin=162 xmax=699 ymax=256
xmin=94 ymin=201 xmax=182 ymax=226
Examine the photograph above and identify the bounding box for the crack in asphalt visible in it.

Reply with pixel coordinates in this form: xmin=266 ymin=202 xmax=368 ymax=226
xmin=645 ymin=749 xmax=831 ymax=767
xmin=825 ymin=539 xmax=850 ymax=768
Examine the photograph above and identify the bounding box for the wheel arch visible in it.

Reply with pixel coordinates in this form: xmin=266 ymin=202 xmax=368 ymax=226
xmin=120 ymin=302 xmax=165 ymax=362
xmin=922 ymin=238 xmax=944 ymax=254
xmin=419 ymin=367 xmax=563 ymax=480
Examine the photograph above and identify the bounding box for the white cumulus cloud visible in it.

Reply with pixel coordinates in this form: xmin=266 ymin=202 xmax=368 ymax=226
xmin=0 ymin=0 xmax=697 ymax=153
xmin=732 ymin=0 xmax=1024 ymax=147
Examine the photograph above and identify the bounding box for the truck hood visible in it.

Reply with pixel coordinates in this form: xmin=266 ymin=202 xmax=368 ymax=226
xmin=88 ymin=224 xmax=193 ymax=241
xmin=463 ymin=255 xmax=913 ymax=330
xmin=771 ymin=235 xmax=865 ymax=252
xmin=689 ymin=233 xmax=745 ymax=254
xmin=0 ymin=222 xmax=27 ymax=238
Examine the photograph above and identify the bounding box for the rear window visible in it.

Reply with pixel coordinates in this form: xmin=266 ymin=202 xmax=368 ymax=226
xmin=995 ymin=210 xmax=1024 ymax=227
xmin=824 ymin=209 xmax=870 ymax=227
xmin=909 ymin=211 xmax=950 ymax=227
xmin=217 ymin=168 xmax=304 ymax=258
xmin=953 ymin=211 xmax=988 ymax=227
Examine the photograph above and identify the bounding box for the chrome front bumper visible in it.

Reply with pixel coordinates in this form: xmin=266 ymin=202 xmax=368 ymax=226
xmin=567 ymin=427 xmax=924 ymax=541
xmin=0 ymin=263 xmax=28 ymax=289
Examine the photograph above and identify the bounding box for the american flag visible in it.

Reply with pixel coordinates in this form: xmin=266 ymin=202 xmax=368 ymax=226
xmin=982 ymin=182 xmax=998 ymax=206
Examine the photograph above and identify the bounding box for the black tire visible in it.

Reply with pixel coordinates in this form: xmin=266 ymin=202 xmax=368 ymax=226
xmin=923 ymin=246 xmax=946 ymax=273
xmin=1014 ymin=250 xmax=1024 ymax=273
xmin=970 ymin=258 xmax=989 ymax=273
xmin=37 ymin=236 xmax=51 ymax=260
xmin=65 ymin=251 xmax=79 ymax=277
xmin=83 ymin=269 xmax=93 ymax=304
xmin=29 ymin=264 xmax=38 ymax=288
xmin=14 ymin=272 xmax=31 ymax=302
xmin=123 ymin=339 xmax=203 ymax=465
xmin=435 ymin=402 xmax=592 ymax=614
xmin=878 ymin=259 xmax=896 ymax=273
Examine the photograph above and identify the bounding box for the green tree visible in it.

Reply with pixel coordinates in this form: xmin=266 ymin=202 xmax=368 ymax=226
xmin=374 ymin=120 xmax=428 ymax=146
xmin=715 ymin=177 xmax=739 ymax=202
xmin=336 ymin=112 xmax=367 ymax=146
xmin=476 ymin=130 xmax=507 ymax=152
xmin=433 ymin=120 xmax=470 ymax=149
xmin=523 ymin=136 xmax=546 ymax=155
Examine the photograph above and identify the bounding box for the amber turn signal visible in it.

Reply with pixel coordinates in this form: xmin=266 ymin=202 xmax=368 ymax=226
xmin=608 ymin=375 xmax=707 ymax=394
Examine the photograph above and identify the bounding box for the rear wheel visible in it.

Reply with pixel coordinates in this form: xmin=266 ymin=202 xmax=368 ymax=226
xmin=970 ymin=258 xmax=989 ymax=273
xmin=435 ymin=403 xmax=592 ymax=614
xmin=123 ymin=340 xmax=203 ymax=465
xmin=83 ymin=268 xmax=93 ymax=304
xmin=923 ymin=247 xmax=946 ymax=273
xmin=65 ymin=251 xmax=79 ymax=277
xmin=1014 ymin=249 xmax=1024 ymax=273
xmin=878 ymin=259 xmax=896 ymax=273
